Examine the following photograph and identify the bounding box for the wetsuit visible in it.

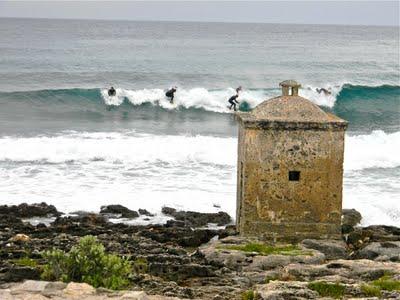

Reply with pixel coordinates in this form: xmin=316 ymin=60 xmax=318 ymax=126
xmin=108 ymin=87 xmax=116 ymax=96
xmin=316 ymin=88 xmax=331 ymax=95
xmin=228 ymin=95 xmax=239 ymax=111
xmin=165 ymin=88 xmax=176 ymax=103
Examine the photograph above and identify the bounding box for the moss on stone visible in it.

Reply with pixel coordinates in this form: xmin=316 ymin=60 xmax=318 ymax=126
xmin=308 ymin=281 xmax=345 ymax=299
xmin=132 ymin=257 xmax=148 ymax=274
xmin=12 ymin=257 xmax=38 ymax=267
xmin=372 ymin=275 xmax=400 ymax=291
xmin=221 ymin=243 xmax=312 ymax=256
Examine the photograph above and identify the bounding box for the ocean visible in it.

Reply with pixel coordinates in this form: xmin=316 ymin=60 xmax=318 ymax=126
xmin=0 ymin=18 xmax=399 ymax=226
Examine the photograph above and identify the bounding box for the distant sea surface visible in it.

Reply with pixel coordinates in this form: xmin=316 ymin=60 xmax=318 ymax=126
xmin=0 ymin=18 xmax=399 ymax=225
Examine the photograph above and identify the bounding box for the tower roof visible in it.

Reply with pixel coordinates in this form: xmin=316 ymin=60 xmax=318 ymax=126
xmin=237 ymin=81 xmax=348 ymax=130
xmin=251 ymin=95 xmax=338 ymax=122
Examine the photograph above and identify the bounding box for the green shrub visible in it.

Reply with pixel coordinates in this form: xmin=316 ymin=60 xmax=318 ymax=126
xmin=308 ymin=281 xmax=346 ymax=299
xmin=361 ymin=284 xmax=382 ymax=297
xmin=42 ymin=235 xmax=132 ymax=290
xmin=242 ymin=289 xmax=256 ymax=300
xmin=222 ymin=243 xmax=312 ymax=256
xmin=372 ymin=275 xmax=400 ymax=291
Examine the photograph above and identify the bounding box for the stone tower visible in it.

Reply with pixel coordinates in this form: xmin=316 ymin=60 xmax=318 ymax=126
xmin=236 ymin=80 xmax=348 ymax=242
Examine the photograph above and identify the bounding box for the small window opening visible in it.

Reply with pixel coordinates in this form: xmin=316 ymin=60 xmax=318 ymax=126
xmin=289 ymin=171 xmax=300 ymax=181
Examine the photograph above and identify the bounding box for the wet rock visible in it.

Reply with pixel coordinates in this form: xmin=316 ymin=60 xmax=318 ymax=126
xmin=53 ymin=213 xmax=108 ymax=227
xmin=365 ymin=225 xmax=400 ymax=242
xmin=342 ymin=209 xmax=362 ymax=227
xmin=165 ymin=220 xmax=186 ymax=228
xmin=301 ymin=239 xmax=348 ymax=260
xmin=354 ymin=241 xmax=400 ymax=261
xmin=139 ymin=226 xmax=217 ymax=247
xmin=0 ymin=202 xmax=61 ymax=218
xmin=138 ymin=209 xmax=155 ymax=217
xmin=100 ymin=205 xmax=139 ymax=219
xmin=162 ymin=207 xmax=231 ymax=227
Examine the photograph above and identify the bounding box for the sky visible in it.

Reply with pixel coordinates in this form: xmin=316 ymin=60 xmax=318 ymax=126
xmin=0 ymin=1 xmax=398 ymax=26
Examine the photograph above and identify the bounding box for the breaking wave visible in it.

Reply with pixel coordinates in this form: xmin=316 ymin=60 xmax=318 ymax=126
xmin=0 ymin=84 xmax=398 ymax=130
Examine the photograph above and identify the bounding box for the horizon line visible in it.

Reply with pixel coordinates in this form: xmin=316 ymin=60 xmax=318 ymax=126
xmin=0 ymin=16 xmax=398 ymax=28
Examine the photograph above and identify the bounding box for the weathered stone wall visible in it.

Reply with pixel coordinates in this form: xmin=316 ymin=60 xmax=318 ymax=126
xmin=237 ymin=125 xmax=345 ymax=242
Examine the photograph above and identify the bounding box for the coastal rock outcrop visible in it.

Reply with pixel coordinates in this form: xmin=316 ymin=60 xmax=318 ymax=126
xmin=161 ymin=207 xmax=231 ymax=227
xmin=100 ymin=204 xmax=139 ymax=218
xmin=0 ymin=202 xmax=61 ymax=218
xmin=0 ymin=203 xmax=399 ymax=299
xmin=301 ymin=239 xmax=348 ymax=260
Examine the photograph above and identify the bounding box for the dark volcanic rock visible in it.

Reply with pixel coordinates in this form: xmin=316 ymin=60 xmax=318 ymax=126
xmin=0 ymin=202 xmax=61 ymax=218
xmin=139 ymin=225 xmax=217 ymax=247
xmin=342 ymin=209 xmax=362 ymax=227
xmin=162 ymin=207 xmax=231 ymax=227
xmin=138 ymin=209 xmax=154 ymax=217
xmin=100 ymin=205 xmax=139 ymax=219
xmin=301 ymin=239 xmax=348 ymax=260
xmin=354 ymin=241 xmax=400 ymax=261
xmin=0 ymin=265 xmax=40 ymax=283
xmin=149 ymin=262 xmax=215 ymax=281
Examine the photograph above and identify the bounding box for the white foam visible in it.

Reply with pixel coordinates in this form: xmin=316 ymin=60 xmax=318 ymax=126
xmin=344 ymin=130 xmax=400 ymax=171
xmin=101 ymin=87 xmax=269 ymax=113
xmin=0 ymin=132 xmax=237 ymax=217
xmin=0 ymin=130 xmax=399 ymax=226
xmin=300 ymin=84 xmax=344 ymax=108
xmin=99 ymin=84 xmax=347 ymax=111
xmin=0 ymin=132 xmax=236 ymax=166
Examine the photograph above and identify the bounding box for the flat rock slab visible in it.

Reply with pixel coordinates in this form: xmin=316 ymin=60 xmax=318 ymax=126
xmin=1 ymin=280 xmax=184 ymax=300
xmin=199 ymin=236 xmax=325 ymax=272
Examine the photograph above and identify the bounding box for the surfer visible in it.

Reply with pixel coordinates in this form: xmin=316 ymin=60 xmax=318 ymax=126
xmin=316 ymin=87 xmax=331 ymax=95
xmin=165 ymin=87 xmax=177 ymax=104
xmin=108 ymin=86 xmax=116 ymax=97
xmin=228 ymin=94 xmax=239 ymax=111
xmin=236 ymin=86 xmax=242 ymax=94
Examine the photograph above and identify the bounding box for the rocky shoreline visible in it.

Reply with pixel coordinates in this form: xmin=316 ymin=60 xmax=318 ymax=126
xmin=0 ymin=202 xmax=399 ymax=299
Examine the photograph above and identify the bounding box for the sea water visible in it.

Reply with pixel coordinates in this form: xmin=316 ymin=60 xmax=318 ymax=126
xmin=0 ymin=18 xmax=399 ymax=226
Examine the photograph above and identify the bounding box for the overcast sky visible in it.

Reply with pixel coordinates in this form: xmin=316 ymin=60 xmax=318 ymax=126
xmin=0 ymin=1 xmax=398 ymax=26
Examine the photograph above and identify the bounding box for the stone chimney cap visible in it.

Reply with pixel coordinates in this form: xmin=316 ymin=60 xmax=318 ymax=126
xmin=279 ymin=80 xmax=301 ymax=88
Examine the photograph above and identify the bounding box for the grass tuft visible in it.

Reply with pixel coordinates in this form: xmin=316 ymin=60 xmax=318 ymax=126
xmin=308 ymin=281 xmax=346 ymax=299
xmin=361 ymin=284 xmax=382 ymax=297
xmin=371 ymin=275 xmax=400 ymax=291
xmin=242 ymin=289 xmax=256 ymax=300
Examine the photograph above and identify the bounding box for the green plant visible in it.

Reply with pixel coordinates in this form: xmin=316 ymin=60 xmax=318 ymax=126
xmin=242 ymin=289 xmax=256 ymax=300
xmin=361 ymin=284 xmax=382 ymax=297
xmin=132 ymin=257 xmax=148 ymax=274
xmin=308 ymin=281 xmax=346 ymax=299
xmin=42 ymin=235 xmax=132 ymax=290
xmin=372 ymin=275 xmax=400 ymax=291
xmin=12 ymin=257 xmax=38 ymax=267
xmin=221 ymin=243 xmax=312 ymax=256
